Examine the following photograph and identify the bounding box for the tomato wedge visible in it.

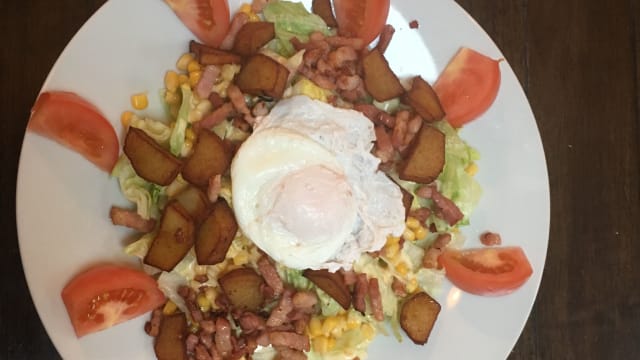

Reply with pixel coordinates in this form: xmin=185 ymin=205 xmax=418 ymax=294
xmin=438 ymin=247 xmax=533 ymax=296
xmin=61 ymin=264 xmax=165 ymax=337
xmin=333 ymin=0 xmax=390 ymax=45
xmin=165 ymin=0 xmax=231 ymax=47
xmin=434 ymin=47 xmax=502 ymax=128
xmin=28 ymin=91 xmax=119 ymax=173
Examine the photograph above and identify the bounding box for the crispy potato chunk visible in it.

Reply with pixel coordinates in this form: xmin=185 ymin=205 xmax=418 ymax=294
xmin=144 ymin=201 xmax=195 ymax=271
xmin=219 ymin=267 xmax=265 ymax=311
xmin=174 ymin=186 xmax=209 ymax=222
xmin=400 ymin=292 xmax=441 ymax=345
xmin=195 ymin=200 xmax=238 ymax=265
xmin=182 ymin=130 xmax=231 ymax=187
xmin=398 ymin=126 xmax=445 ymax=184
xmin=189 ymin=40 xmax=243 ymax=65
xmin=312 ymin=0 xmax=338 ymax=27
xmin=303 ymin=269 xmax=352 ymax=310
xmin=124 ymin=127 xmax=182 ymax=186
xmin=232 ymin=22 xmax=276 ymax=56
xmin=362 ymin=48 xmax=405 ymax=101
xmin=403 ymin=76 xmax=445 ymax=122
xmin=154 ymin=313 xmax=188 ymax=360
xmin=235 ymin=54 xmax=290 ymax=99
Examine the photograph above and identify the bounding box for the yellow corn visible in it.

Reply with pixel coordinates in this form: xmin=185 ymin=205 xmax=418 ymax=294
xmin=162 ymin=300 xmax=177 ymax=315
xmin=197 ymin=293 xmax=211 ymax=312
xmin=164 ymin=70 xmax=180 ymax=92
xmin=164 ymin=90 xmax=180 ymax=105
xmin=204 ymin=287 xmax=217 ymax=304
xmin=130 ymin=93 xmax=148 ymax=110
xmin=346 ymin=313 xmax=360 ymax=330
xmin=414 ymin=226 xmax=428 ymax=240
xmin=176 ymin=53 xmax=195 ymax=71
xmin=327 ymin=337 xmax=337 ymax=351
xmin=322 ymin=316 xmax=339 ymax=335
xmin=384 ymin=242 xmax=399 ymax=258
xmin=182 ymin=139 xmax=193 ymax=156
xmin=308 ymin=316 xmax=323 ymax=338
xmin=189 ymin=70 xmax=202 ymax=87
xmin=406 ymin=278 xmax=418 ymax=293
xmin=187 ymin=60 xmax=201 ymax=73
xmin=120 ymin=111 xmax=133 ymax=127
xmin=239 ymin=3 xmax=261 ymax=22
xmin=313 ymin=336 xmax=330 ymax=353
xmin=178 ymin=73 xmax=189 ymax=85
xmin=361 ymin=323 xmax=375 ymax=341
xmin=185 ymin=128 xmax=196 ymax=141
xmin=395 ymin=262 xmax=409 ymax=276
xmin=406 ymin=216 xmax=421 ymax=230
xmin=232 ymin=251 xmax=249 ymax=266
xmin=402 ymin=228 xmax=416 ymax=242
xmin=465 ymin=162 xmax=478 ymax=176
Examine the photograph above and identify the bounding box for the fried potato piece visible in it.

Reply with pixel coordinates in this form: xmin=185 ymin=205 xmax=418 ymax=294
xmin=400 ymin=292 xmax=441 ymax=345
xmin=312 ymin=0 xmax=338 ymax=27
xmin=174 ymin=186 xmax=209 ymax=222
xmin=189 ymin=40 xmax=243 ymax=65
xmin=219 ymin=267 xmax=265 ymax=311
xmin=144 ymin=201 xmax=195 ymax=271
xmin=397 ymin=126 xmax=445 ymax=184
xmin=182 ymin=130 xmax=231 ymax=187
xmin=362 ymin=48 xmax=405 ymax=101
xmin=195 ymin=200 xmax=238 ymax=265
xmin=403 ymin=76 xmax=445 ymax=122
xmin=303 ymin=269 xmax=351 ymax=310
xmin=124 ymin=127 xmax=182 ymax=186
xmin=235 ymin=54 xmax=290 ymax=99
xmin=232 ymin=22 xmax=276 ymax=56
xmin=154 ymin=313 xmax=188 ymax=360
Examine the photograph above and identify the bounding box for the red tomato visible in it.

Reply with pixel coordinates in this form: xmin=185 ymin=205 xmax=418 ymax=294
xmin=333 ymin=0 xmax=390 ymax=45
xmin=28 ymin=91 xmax=119 ymax=173
xmin=165 ymin=0 xmax=230 ymax=47
xmin=438 ymin=247 xmax=533 ymax=296
xmin=434 ymin=47 xmax=502 ymax=128
xmin=61 ymin=264 xmax=165 ymax=337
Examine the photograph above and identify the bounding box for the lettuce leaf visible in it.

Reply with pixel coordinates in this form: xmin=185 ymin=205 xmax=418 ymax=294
xmin=111 ymin=156 xmax=161 ymax=220
xmin=170 ymin=84 xmax=192 ymax=156
xmin=130 ymin=115 xmax=171 ymax=144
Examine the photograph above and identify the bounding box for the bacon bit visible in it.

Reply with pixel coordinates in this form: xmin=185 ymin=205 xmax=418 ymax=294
xmin=405 ymin=114 xmax=423 ymax=143
xmin=375 ymin=25 xmax=395 ymax=54
xmin=227 ymin=84 xmax=254 ymax=124
xmin=267 ymin=289 xmax=294 ymax=327
xmin=409 ymin=20 xmax=420 ymax=29
xmin=109 ymin=206 xmax=156 ymax=233
xmin=144 ymin=309 xmax=162 ymax=337
xmin=258 ymin=256 xmax=284 ymax=297
xmin=195 ymin=344 xmax=213 ymax=360
xmin=415 ymin=185 xmax=433 ymax=199
xmin=368 ymin=278 xmax=384 ymax=321
xmin=196 ymin=65 xmax=220 ymax=99
xmin=480 ymin=232 xmax=502 ymax=246
xmin=251 ymin=101 xmax=269 ymax=117
xmin=353 ymin=273 xmax=369 ymax=314
xmin=194 ymin=274 xmax=209 ymax=283
xmin=195 ymin=102 xmax=234 ymax=130
xmin=377 ymin=111 xmax=396 ymax=128
xmin=269 ymin=331 xmax=310 ymax=352
xmin=374 ymin=125 xmax=395 ymax=163
xmin=299 ymin=66 xmax=336 ymax=90
xmin=239 ymin=312 xmax=266 ymax=334
xmin=186 ymin=333 xmax=199 ymax=353
xmin=215 ymin=317 xmax=234 ymax=357
xmin=291 ymin=291 xmax=318 ymax=311
xmin=199 ymin=329 xmax=214 ymax=349
xmin=231 ymin=116 xmax=252 ymax=132
xmin=354 ymin=103 xmax=381 ymax=122
xmin=220 ymin=12 xmax=249 ymax=50
xmin=392 ymin=277 xmax=407 ymax=297
xmin=408 ymin=208 xmax=430 ymax=224
xmin=391 ymin=110 xmax=409 ymax=150
xmin=208 ymin=92 xmax=225 ymax=110
xmin=207 ymin=174 xmax=222 ymax=203
xmin=433 ymin=233 xmax=451 ymax=249
xmin=336 ymin=74 xmax=362 ymax=91
xmin=340 ymin=269 xmax=357 ymax=286
xmin=201 ymin=319 xmax=216 ymax=334
xmin=423 ymin=234 xmax=452 ymax=269
xmin=430 ymin=186 xmax=464 ymax=226
xmin=325 ymin=36 xmax=365 ymax=50
xmin=309 ymin=31 xmax=326 ymax=42
xmin=327 ymin=46 xmax=359 ymax=68
xmin=276 ymin=347 xmax=307 ymax=360
xmin=256 ymin=331 xmax=270 ymax=347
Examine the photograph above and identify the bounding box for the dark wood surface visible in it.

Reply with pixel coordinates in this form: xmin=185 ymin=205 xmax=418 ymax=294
xmin=1 ymin=0 xmax=638 ymax=359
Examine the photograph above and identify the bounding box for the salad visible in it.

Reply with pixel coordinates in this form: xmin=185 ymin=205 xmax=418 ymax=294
xmin=27 ymin=0 xmax=534 ymax=359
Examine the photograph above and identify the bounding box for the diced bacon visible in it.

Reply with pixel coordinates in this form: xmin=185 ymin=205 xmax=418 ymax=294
xmin=195 ymin=102 xmax=234 ymax=130
xmin=276 ymin=347 xmax=307 ymax=360
xmin=220 ymin=13 xmax=249 ymax=50
xmin=196 ymin=65 xmax=220 ymax=99
xmin=368 ymin=278 xmax=384 ymax=321
xmin=480 ymin=231 xmax=502 ymax=246
xmin=268 ymin=331 xmax=310 ymax=352
xmin=215 ymin=317 xmax=234 ymax=357
xmin=325 ymin=36 xmax=365 ymax=50
xmin=430 ymin=186 xmax=464 ymax=226
xmin=238 ymin=312 xmax=266 ymax=334
xmin=144 ymin=309 xmax=162 ymax=337
xmin=267 ymin=289 xmax=293 ymax=327
xmin=354 ymin=103 xmax=381 ymax=122
xmin=109 ymin=206 xmax=156 ymax=233
xmin=258 ymin=256 xmax=284 ymax=296
xmin=374 ymin=125 xmax=395 ymax=163
xmin=292 ymin=291 xmax=317 ymax=311
xmin=353 ymin=273 xmax=369 ymax=314
xmin=227 ymin=84 xmax=254 ymax=124
xmin=392 ymin=277 xmax=407 ymax=297
xmin=195 ymin=344 xmax=213 ymax=360
xmin=375 ymin=25 xmax=395 ymax=54
xmin=409 ymin=20 xmax=420 ymax=29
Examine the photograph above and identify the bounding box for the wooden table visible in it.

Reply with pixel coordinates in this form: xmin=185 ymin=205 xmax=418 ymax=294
xmin=1 ymin=0 xmax=638 ymax=359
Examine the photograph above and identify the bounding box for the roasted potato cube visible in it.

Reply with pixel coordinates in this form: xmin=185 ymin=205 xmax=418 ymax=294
xmin=124 ymin=127 xmax=182 ymax=186
xmin=195 ymin=200 xmax=238 ymax=265
xmin=235 ymin=54 xmax=290 ymax=99
xmin=144 ymin=201 xmax=195 ymax=271
xmin=189 ymin=40 xmax=243 ymax=65
xmin=174 ymin=186 xmax=209 ymax=222
xmin=182 ymin=130 xmax=231 ymax=187
xmin=219 ymin=267 xmax=265 ymax=311
xmin=400 ymin=292 xmax=441 ymax=345
xmin=232 ymin=22 xmax=276 ymax=56
xmin=362 ymin=48 xmax=405 ymax=102
xmin=154 ymin=313 xmax=188 ymax=360
xmin=397 ymin=126 xmax=445 ymax=184
xmin=303 ymin=269 xmax=351 ymax=310
xmin=312 ymin=0 xmax=338 ymax=27
xmin=403 ymin=76 xmax=445 ymax=122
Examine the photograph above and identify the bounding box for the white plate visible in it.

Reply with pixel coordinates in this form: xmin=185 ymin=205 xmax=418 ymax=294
xmin=16 ymin=0 xmax=549 ymax=359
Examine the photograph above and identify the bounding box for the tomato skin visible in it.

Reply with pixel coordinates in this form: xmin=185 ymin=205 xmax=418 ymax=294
xmin=61 ymin=264 xmax=165 ymax=337
xmin=434 ymin=47 xmax=502 ymax=128
xmin=28 ymin=91 xmax=119 ymax=173
xmin=165 ymin=0 xmax=231 ymax=47
xmin=439 ymin=247 xmax=533 ymax=296
xmin=333 ymin=0 xmax=390 ymax=45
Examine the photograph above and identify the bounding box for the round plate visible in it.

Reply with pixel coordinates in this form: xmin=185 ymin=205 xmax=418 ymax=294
xmin=16 ymin=0 xmax=549 ymax=359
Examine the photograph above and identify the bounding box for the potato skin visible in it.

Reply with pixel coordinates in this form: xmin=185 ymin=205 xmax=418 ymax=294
xmin=400 ymin=292 xmax=441 ymax=345
xmin=195 ymin=200 xmax=238 ymax=265
xmin=174 ymin=186 xmax=209 ymax=223
xmin=232 ymin=22 xmax=276 ymax=56
xmin=144 ymin=201 xmax=195 ymax=271
xmin=362 ymin=48 xmax=405 ymax=102
xmin=124 ymin=127 xmax=182 ymax=186
xmin=182 ymin=130 xmax=231 ymax=188
xmin=154 ymin=313 xmax=188 ymax=360
xmin=303 ymin=269 xmax=352 ymax=310
xmin=397 ymin=125 xmax=445 ymax=184
xmin=219 ymin=267 xmax=265 ymax=312
xmin=235 ymin=54 xmax=290 ymax=99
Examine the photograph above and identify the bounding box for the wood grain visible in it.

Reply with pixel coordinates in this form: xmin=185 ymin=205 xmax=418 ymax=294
xmin=1 ymin=0 xmax=639 ymax=359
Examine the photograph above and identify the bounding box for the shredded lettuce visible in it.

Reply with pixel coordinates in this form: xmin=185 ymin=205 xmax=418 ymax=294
xmin=130 ymin=115 xmax=171 ymax=144
xmin=373 ymin=98 xmax=401 ymax=113
xmin=124 ymin=232 xmax=154 ymax=259
xmin=263 ymin=0 xmax=332 ymax=57
xmin=111 ymin=156 xmax=161 ymax=219
xmin=170 ymin=84 xmax=192 ymax=156
xmin=279 ymin=268 xmax=343 ymax=316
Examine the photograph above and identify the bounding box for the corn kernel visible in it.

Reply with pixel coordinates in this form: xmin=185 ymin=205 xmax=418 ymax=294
xmin=162 ymin=300 xmax=177 ymax=315
xmin=164 ymin=90 xmax=181 ymax=105
xmin=185 ymin=128 xmax=196 ymax=141
xmin=239 ymin=4 xmax=260 ymax=21
xmin=402 ymin=228 xmax=416 ymax=242
xmin=197 ymin=293 xmax=211 ymax=312
xmin=395 ymin=262 xmax=409 ymax=276
xmin=177 ymin=53 xmax=194 ymax=71
xmin=414 ymin=226 xmax=428 ymax=240
xmin=232 ymin=251 xmax=249 ymax=266
xmin=187 ymin=60 xmax=201 ymax=73
xmin=164 ymin=70 xmax=180 ymax=92
xmin=120 ymin=111 xmax=133 ymax=127
xmin=465 ymin=162 xmax=478 ymax=176
xmin=384 ymin=242 xmax=399 ymax=258
xmin=327 ymin=337 xmax=337 ymax=351
xmin=386 ymin=235 xmax=400 ymax=245
xmin=130 ymin=93 xmax=148 ymax=110
xmin=204 ymin=286 xmax=217 ymax=306
xmin=313 ymin=336 xmax=330 ymax=353
xmin=322 ymin=316 xmax=339 ymax=335
xmin=189 ymin=322 xmax=200 ymax=333
xmin=189 ymin=70 xmax=202 ymax=87
xmin=407 ymin=278 xmax=418 ymax=293
xmin=308 ymin=316 xmax=323 ymax=338
xmin=361 ymin=323 xmax=375 ymax=341
xmin=406 ymin=216 xmax=420 ymax=230
xmin=178 ymin=73 xmax=189 ymax=85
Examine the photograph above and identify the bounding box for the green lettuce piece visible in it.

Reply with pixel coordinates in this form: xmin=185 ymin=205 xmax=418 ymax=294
xmin=263 ymin=0 xmax=332 ymax=57
xmin=170 ymin=84 xmax=192 ymax=156
xmin=124 ymin=232 xmax=154 ymax=259
xmin=111 ymin=156 xmax=161 ymax=219
xmin=279 ymin=267 xmax=343 ymax=316
xmin=130 ymin=115 xmax=171 ymax=144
